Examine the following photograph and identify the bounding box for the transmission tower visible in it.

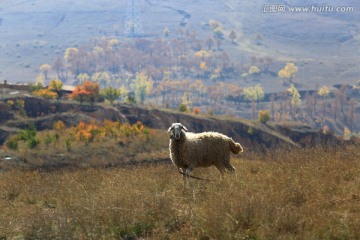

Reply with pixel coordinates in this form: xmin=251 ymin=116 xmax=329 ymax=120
xmin=124 ymin=0 xmax=144 ymax=38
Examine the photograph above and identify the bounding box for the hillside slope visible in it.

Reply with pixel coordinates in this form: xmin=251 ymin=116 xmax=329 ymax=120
xmin=1 ymin=96 xmax=337 ymax=150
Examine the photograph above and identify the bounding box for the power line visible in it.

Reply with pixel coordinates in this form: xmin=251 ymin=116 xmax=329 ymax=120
xmin=124 ymin=0 xmax=144 ymax=38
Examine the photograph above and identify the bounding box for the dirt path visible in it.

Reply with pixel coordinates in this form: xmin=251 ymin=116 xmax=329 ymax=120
xmin=144 ymin=0 xmax=191 ymax=26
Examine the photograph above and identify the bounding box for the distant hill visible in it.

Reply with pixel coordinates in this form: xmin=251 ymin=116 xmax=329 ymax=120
xmin=0 ymin=95 xmax=339 ymax=149
xmin=0 ymin=0 xmax=359 ymax=90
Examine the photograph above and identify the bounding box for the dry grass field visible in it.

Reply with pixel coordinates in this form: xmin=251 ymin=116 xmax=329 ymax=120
xmin=1 ymin=144 xmax=359 ymax=239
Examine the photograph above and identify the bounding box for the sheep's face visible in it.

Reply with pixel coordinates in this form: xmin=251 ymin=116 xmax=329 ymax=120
xmin=168 ymin=123 xmax=188 ymax=140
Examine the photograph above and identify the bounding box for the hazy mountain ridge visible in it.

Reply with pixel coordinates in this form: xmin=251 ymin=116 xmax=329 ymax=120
xmin=0 ymin=0 xmax=359 ymax=88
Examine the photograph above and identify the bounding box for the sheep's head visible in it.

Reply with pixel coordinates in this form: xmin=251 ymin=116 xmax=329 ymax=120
xmin=168 ymin=123 xmax=188 ymax=140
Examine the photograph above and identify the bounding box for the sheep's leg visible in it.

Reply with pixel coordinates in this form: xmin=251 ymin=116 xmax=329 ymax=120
xmin=185 ymin=165 xmax=193 ymax=176
xmin=215 ymin=165 xmax=225 ymax=180
xmin=183 ymin=166 xmax=193 ymax=189
xmin=225 ymin=163 xmax=237 ymax=181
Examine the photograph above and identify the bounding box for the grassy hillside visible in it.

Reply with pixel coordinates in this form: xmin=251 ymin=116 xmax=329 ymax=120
xmin=0 ymin=145 xmax=359 ymax=239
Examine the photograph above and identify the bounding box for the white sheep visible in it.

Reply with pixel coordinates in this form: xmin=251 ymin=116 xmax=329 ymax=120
xmin=168 ymin=123 xmax=243 ymax=181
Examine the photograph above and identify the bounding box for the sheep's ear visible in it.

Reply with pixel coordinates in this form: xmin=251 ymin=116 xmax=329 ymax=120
xmin=167 ymin=126 xmax=173 ymax=132
xmin=182 ymin=125 xmax=188 ymax=131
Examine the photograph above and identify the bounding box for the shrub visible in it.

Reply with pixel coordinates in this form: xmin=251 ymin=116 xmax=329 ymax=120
xmin=65 ymin=138 xmax=72 ymax=151
xmin=192 ymin=107 xmax=201 ymax=115
xmin=17 ymin=124 xmax=41 ymax=149
xmin=178 ymin=104 xmax=187 ymax=112
xmin=54 ymin=120 xmax=66 ymax=132
xmin=18 ymin=124 xmax=37 ymax=141
xmin=5 ymin=137 xmax=18 ymax=150
xmin=247 ymin=127 xmax=254 ymax=135
xmin=44 ymin=134 xmax=53 ymax=146
xmin=258 ymin=110 xmax=271 ymax=124
xmin=27 ymin=137 xmax=41 ymax=149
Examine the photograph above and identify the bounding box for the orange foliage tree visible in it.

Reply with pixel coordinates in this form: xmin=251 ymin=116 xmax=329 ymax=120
xmin=69 ymin=80 xmax=99 ymax=106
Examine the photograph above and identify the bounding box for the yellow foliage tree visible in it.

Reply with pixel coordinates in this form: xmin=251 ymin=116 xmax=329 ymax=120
xmin=48 ymin=78 xmax=63 ymax=91
xmin=48 ymin=78 xmax=63 ymax=100
xmin=200 ymin=61 xmax=208 ymax=71
xmin=194 ymin=50 xmax=211 ymax=59
xmin=77 ymin=73 xmax=90 ymax=84
xmin=248 ymin=66 xmax=260 ymax=75
xmin=278 ymin=63 xmax=298 ymax=84
xmin=33 ymin=89 xmax=58 ymax=99
xmin=40 ymin=64 xmax=51 ymax=80
xmin=64 ymin=47 xmax=79 ymax=63
xmin=287 ymin=84 xmax=301 ymax=114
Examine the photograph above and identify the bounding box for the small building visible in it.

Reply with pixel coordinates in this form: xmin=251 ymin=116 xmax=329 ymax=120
xmin=61 ymin=85 xmax=76 ymax=94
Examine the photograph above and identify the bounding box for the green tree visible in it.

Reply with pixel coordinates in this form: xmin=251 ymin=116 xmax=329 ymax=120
xmin=5 ymin=136 xmax=18 ymax=150
xmin=18 ymin=123 xmax=41 ymax=149
xmin=130 ymin=73 xmax=153 ymax=104
xmin=243 ymin=84 xmax=265 ymax=119
xmin=101 ymin=87 xmax=122 ymax=105
xmin=258 ymin=110 xmax=271 ymax=124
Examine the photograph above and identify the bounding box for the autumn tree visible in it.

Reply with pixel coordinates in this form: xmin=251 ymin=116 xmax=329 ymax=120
xmin=69 ymin=86 xmax=89 ymax=105
xmin=258 ymin=110 xmax=271 ymax=124
xmin=287 ymin=84 xmax=301 ymax=117
xmin=213 ymin=26 xmax=224 ymax=39
xmin=33 ymin=89 xmax=58 ymax=99
xmin=333 ymin=98 xmax=339 ymax=121
xmin=163 ymin=27 xmax=170 ymax=37
xmin=40 ymin=64 xmax=51 ymax=81
xmin=194 ymin=50 xmax=211 ymax=60
xmin=209 ymin=20 xmax=222 ymax=30
xmin=229 ymin=30 xmax=237 ymax=43
xmin=278 ymin=63 xmax=298 ymax=85
xmin=53 ymin=56 xmax=66 ymax=80
xmin=348 ymin=99 xmax=356 ymax=131
xmin=335 ymin=85 xmax=347 ymax=113
xmin=64 ymin=47 xmax=79 ymax=63
xmin=92 ymin=71 xmax=110 ymax=88
xmin=248 ymin=65 xmax=260 ymax=75
xmin=206 ymin=37 xmax=214 ymax=50
xmin=318 ymin=85 xmax=330 ymax=121
xmin=35 ymin=74 xmax=45 ymax=87
xmin=48 ymin=78 xmax=63 ymax=100
xmin=69 ymin=80 xmax=99 ymax=106
xmin=107 ymin=39 xmax=119 ymax=49
xmin=77 ymin=73 xmax=90 ymax=84
xmin=305 ymin=91 xmax=317 ymax=117
xmin=64 ymin=47 xmax=80 ymax=76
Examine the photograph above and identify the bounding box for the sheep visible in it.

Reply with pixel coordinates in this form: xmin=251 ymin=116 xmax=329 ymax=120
xmin=168 ymin=123 xmax=243 ymax=181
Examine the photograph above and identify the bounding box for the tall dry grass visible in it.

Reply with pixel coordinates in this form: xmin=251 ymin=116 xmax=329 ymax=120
xmin=0 ymin=145 xmax=359 ymax=239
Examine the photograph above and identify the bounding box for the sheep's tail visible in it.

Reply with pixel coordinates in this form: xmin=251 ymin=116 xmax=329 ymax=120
xmin=229 ymin=139 xmax=243 ymax=154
